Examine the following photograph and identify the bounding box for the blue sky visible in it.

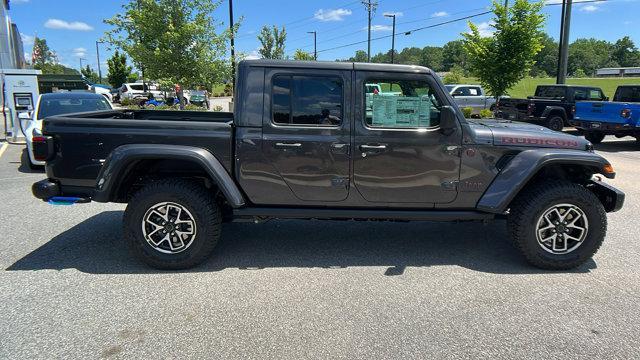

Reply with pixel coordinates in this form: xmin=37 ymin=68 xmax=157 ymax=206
xmin=9 ymin=0 xmax=640 ymax=74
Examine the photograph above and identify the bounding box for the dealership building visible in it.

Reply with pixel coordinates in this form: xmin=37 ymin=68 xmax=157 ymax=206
xmin=596 ymin=67 xmax=640 ymax=77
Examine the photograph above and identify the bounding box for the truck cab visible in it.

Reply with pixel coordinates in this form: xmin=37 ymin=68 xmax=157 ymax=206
xmin=32 ymin=60 xmax=624 ymax=271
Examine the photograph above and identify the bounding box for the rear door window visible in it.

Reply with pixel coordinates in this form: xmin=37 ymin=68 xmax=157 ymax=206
xmin=271 ymin=75 xmax=343 ymax=126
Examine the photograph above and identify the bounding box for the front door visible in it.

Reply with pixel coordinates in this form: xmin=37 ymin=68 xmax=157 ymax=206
xmin=353 ymin=71 xmax=462 ymax=205
xmin=262 ymin=69 xmax=351 ymax=202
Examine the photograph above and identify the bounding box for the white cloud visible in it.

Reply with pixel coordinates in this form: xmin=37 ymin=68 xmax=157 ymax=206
xmin=580 ymin=4 xmax=599 ymax=12
xmin=314 ymin=8 xmax=352 ymax=22
xmin=432 ymin=11 xmax=449 ymax=17
xmin=623 ymin=20 xmax=633 ymax=25
xmin=72 ymin=47 xmax=87 ymax=58
xmin=20 ymin=33 xmax=34 ymax=45
xmin=45 ymin=19 xmax=93 ymax=31
xmin=471 ymin=22 xmax=495 ymax=37
xmin=383 ymin=11 xmax=403 ymax=17
xmin=244 ymin=49 xmax=260 ymax=60
xmin=365 ymin=25 xmax=393 ymax=32
xmin=12 ymin=0 xmax=29 ymax=3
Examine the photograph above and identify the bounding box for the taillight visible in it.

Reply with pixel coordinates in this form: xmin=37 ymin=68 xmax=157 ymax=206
xmin=527 ymin=102 xmax=535 ymax=115
xmin=621 ymin=109 xmax=632 ymax=119
xmin=32 ymin=136 xmax=51 ymax=161
xmin=571 ymin=105 xmax=576 ymax=116
xmin=32 ymin=136 xmax=46 ymax=143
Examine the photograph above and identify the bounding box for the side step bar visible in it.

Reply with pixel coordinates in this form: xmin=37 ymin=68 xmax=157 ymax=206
xmin=233 ymin=207 xmax=495 ymax=221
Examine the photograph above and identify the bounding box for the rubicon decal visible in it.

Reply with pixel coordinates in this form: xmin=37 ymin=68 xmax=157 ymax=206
xmin=500 ymin=136 xmax=579 ymax=148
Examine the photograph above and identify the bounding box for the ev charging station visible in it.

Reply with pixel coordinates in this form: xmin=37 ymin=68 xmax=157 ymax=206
xmin=1 ymin=68 xmax=41 ymax=142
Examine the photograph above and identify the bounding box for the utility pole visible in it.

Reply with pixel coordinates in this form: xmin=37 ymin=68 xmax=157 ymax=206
xmin=362 ymin=0 xmax=377 ymax=62
xmin=79 ymin=57 xmax=86 ymax=71
xmin=228 ymin=0 xmax=236 ymax=87
xmin=384 ymin=14 xmax=396 ymax=64
xmin=557 ymin=0 xmax=573 ymax=84
xmin=95 ymin=41 xmax=104 ymax=84
xmin=307 ymin=31 xmax=317 ymax=60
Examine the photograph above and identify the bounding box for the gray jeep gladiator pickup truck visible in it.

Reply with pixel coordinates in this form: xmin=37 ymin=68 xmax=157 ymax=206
xmin=32 ymin=60 xmax=624 ymax=270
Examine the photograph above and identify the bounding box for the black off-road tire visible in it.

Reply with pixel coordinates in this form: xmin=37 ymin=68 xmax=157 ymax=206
xmin=546 ymin=116 xmax=565 ymax=132
xmin=123 ymin=179 xmax=221 ymax=270
xmin=585 ymin=131 xmax=605 ymax=144
xmin=507 ymin=181 xmax=607 ymax=270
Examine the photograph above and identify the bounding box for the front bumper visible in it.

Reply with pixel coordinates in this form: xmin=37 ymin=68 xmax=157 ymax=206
xmin=588 ymin=180 xmax=625 ymax=213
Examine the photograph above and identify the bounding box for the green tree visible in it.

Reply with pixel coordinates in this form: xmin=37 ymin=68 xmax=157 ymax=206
xmin=258 ymin=25 xmax=286 ymax=59
xmin=81 ymin=65 xmax=100 ymax=84
xmin=531 ymin=33 xmax=558 ymax=77
xmin=462 ymin=0 xmax=546 ymax=98
xmin=443 ymin=65 xmax=463 ymax=84
xmin=38 ymin=63 xmax=79 ymax=75
xmin=442 ymin=40 xmax=466 ymax=71
xmin=612 ymin=36 xmax=640 ymax=67
xmin=347 ymin=50 xmax=368 ymax=62
xmin=568 ymin=38 xmax=614 ymax=76
xmin=397 ymin=47 xmax=422 ymax=65
xmin=31 ymin=37 xmax=57 ymax=69
xmin=104 ymin=0 xmax=231 ymax=90
xmin=106 ymin=50 xmax=133 ymax=88
xmin=293 ymin=49 xmax=314 ymax=61
xmin=420 ymin=46 xmax=444 ymax=72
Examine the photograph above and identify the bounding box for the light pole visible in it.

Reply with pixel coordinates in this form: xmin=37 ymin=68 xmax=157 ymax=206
xmin=79 ymin=57 xmax=87 ymax=72
xmin=308 ymin=31 xmax=317 ymax=60
xmin=557 ymin=0 xmax=573 ymax=84
xmin=384 ymin=14 xmax=396 ymax=64
xmin=95 ymin=41 xmax=104 ymax=84
xmin=362 ymin=0 xmax=377 ymax=62
xmin=229 ymin=0 xmax=236 ymax=87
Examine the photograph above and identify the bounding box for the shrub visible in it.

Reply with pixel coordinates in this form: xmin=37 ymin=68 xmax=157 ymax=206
xmin=480 ymin=109 xmax=494 ymax=118
xmin=120 ymin=98 xmax=135 ymax=106
xmin=212 ymin=105 xmax=224 ymax=112
xmin=462 ymin=107 xmax=473 ymax=118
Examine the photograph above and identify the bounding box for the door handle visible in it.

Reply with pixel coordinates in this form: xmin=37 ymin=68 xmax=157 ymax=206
xmin=274 ymin=142 xmax=302 ymax=148
xmin=360 ymin=144 xmax=387 ymax=150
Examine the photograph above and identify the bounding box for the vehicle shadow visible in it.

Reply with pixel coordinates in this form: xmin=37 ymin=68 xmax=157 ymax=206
xmin=17 ymin=147 xmax=45 ymax=174
xmin=594 ymin=139 xmax=639 ymax=154
xmin=6 ymin=211 xmax=596 ymax=275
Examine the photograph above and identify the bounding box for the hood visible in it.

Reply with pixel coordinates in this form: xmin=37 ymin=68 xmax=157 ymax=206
xmin=468 ymin=119 xmax=590 ymax=151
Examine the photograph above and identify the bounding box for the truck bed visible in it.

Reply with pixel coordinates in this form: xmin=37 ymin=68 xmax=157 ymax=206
xmin=43 ymin=109 xmax=234 ymax=190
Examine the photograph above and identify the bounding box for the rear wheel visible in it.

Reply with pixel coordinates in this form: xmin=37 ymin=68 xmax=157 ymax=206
xmin=585 ymin=131 xmax=605 ymax=144
xmin=507 ymin=181 xmax=606 ymax=270
xmin=546 ymin=116 xmax=565 ymax=132
xmin=123 ymin=179 xmax=221 ymax=269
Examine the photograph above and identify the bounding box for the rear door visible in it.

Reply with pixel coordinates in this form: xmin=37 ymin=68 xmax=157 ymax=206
xmin=353 ymin=71 xmax=462 ymax=205
xmin=262 ymin=68 xmax=351 ymax=202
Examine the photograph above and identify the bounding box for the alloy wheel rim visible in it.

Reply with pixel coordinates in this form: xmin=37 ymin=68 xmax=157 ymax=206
xmin=535 ymin=203 xmax=589 ymax=255
xmin=142 ymin=202 xmax=197 ymax=254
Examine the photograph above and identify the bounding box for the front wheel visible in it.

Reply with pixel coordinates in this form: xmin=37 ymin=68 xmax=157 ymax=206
xmin=507 ymin=181 xmax=607 ymax=270
xmin=123 ymin=179 xmax=221 ymax=270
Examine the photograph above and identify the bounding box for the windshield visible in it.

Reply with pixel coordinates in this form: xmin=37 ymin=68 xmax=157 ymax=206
xmin=37 ymin=97 xmax=112 ymax=119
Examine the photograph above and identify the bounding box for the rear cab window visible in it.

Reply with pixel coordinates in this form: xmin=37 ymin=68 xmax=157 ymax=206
xmin=535 ymin=86 xmax=567 ymax=99
xmin=364 ymin=78 xmax=442 ymax=129
xmin=614 ymin=86 xmax=640 ymax=102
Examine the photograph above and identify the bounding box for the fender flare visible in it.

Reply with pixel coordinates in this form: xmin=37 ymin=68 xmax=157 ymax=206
xmin=477 ymin=149 xmax=613 ymax=214
xmin=541 ymin=106 xmax=567 ymax=120
xmin=92 ymin=144 xmax=245 ymax=207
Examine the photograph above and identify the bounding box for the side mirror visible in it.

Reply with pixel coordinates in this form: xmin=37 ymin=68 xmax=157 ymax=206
xmin=439 ymin=106 xmax=458 ymax=135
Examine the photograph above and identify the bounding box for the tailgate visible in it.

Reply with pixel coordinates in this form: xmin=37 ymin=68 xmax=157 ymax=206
xmin=575 ymin=102 xmax=630 ymax=124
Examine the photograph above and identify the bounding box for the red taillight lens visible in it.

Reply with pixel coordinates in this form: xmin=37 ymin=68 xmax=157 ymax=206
xmin=32 ymin=136 xmax=46 ymax=143
xmin=621 ymin=109 xmax=632 ymax=119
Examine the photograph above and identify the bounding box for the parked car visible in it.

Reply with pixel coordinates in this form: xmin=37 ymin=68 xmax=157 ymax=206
xmin=572 ymin=85 xmax=640 ymax=144
xmin=445 ymin=84 xmax=500 ymax=115
xmin=496 ymin=85 xmax=608 ymax=131
xmin=185 ymin=90 xmax=209 ymax=108
xmin=32 ymin=60 xmax=623 ymax=271
xmin=89 ymin=84 xmax=113 ymax=102
xmin=119 ymin=82 xmax=162 ymax=102
xmin=22 ymin=92 xmax=113 ymax=169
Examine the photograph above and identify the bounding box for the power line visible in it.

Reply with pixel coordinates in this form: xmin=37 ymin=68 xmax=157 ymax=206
xmin=316 ymin=11 xmax=492 ymax=55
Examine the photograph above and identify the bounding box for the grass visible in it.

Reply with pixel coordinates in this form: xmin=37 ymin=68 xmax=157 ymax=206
xmin=459 ymin=77 xmax=640 ymax=98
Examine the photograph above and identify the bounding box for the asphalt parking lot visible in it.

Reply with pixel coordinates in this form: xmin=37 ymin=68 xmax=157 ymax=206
xmin=0 ymin=138 xmax=639 ymax=359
